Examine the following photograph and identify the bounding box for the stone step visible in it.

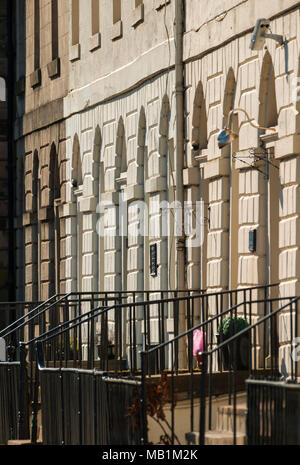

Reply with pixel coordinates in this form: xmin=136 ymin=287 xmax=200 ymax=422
xmin=216 ymin=403 xmax=247 ymax=434
xmin=186 ymin=430 xmax=246 ymax=445
xmin=7 ymin=439 xmax=43 ymax=446
xmin=205 ymin=431 xmax=246 ymax=445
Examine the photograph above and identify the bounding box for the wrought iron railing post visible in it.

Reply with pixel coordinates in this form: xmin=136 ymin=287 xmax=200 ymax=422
xmin=140 ymin=351 xmax=148 ymax=445
xmin=199 ymin=352 xmax=207 ymax=445
xmin=18 ymin=342 xmax=29 ymax=440
xmin=31 ymin=348 xmax=40 ymax=444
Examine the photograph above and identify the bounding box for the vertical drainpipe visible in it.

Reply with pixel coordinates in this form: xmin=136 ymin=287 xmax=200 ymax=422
xmin=7 ymin=0 xmax=16 ymax=310
xmin=175 ymin=0 xmax=186 ymax=367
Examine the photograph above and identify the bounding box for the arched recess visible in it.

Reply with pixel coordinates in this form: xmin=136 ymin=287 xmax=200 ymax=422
xmin=72 ymin=134 xmax=83 ymax=293
xmin=223 ymin=69 xmax=239 ymax=292
xmin=192 ymin=82 xmax=208 ymax=153
xmin=158 ymin=95 xmax=170 ymax=291
xmin=258 ymin=51 xmax=278 ymax=130
xmin=32 ymin=150 xmax=40 ymax=300
xmin=258 ymin=52 xmax=279 ymax=298
xmin=137 ymin=107 xmax=147 ymax=294
xmin=49 ymin=143 xmax=61 ymax=295
xmin=93 ymin=126 xmax=103 ymax=292
xmin=191 ymin=82 xmax=208 ymax=298
xmin=115 ymin=117 xmax=127 ymax=293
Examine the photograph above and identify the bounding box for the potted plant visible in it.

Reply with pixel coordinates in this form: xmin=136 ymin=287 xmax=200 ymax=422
xmin=216 ymin=316 xmax=250 ymax=370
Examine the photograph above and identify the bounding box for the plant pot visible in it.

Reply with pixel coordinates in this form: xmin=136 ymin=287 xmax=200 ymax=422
xmin=216 ymin=333 xmax=250 ymax=371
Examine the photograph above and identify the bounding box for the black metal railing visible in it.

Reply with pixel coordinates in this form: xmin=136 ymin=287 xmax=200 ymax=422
xmin=140 ymin=294 xmax=299 ymax=445
xmin=27 ymin=285 xmax=274 ymax=376
xmin=0 ymin=300 xmax=43 ymax=330
xmin=0 ymin=283 xmax=278 ymax=444
xmin=0 ymin=291 xmax=151 ymax=443
xmin=34 ymin=341 xmax=142 ymax=445
xmin=27 ymin=284 xmax=275 ymax=444
xmin=0 ymin=289 xmax=202 ymax=443
xmin=247 ymin=378 xmax=300 ymax=445
xmin=0 ymin=361 xmax=29 ymax=444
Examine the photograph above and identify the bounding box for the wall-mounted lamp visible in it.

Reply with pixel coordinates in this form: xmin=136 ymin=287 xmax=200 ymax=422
xmin=217 ymin=107 xmax=277 ymax=149
xmin=250 ymin=18 xmax=285 ymax=51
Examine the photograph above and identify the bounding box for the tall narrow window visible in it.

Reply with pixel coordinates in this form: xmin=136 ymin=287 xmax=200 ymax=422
xmin=30 ymin=0 xmax=41 ymax=87
xmin=132 ymin=0 xmax=144 ymax=28
xmin=89 ymin=0 xmax=101 ymax=51
xmin=47 ymin=0 xmax=60 ymax=78
xmin=70 ymin=0 xmax=80 ymax=61
xmin=113 ymin=0 xmax=121 ymax=24
xmin=91 ymin=0 xmax=99 ymax=35
xmin=34 ymin=0 xmax=40 ymax=70
xmin=72 ymin=0 xmax=80 ymax=46
xmin=51 ymin=0 xmax=58 ymax=61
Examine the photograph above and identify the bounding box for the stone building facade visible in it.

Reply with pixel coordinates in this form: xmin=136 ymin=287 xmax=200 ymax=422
xmin=14 ymin=0 xmax=300 ymax=364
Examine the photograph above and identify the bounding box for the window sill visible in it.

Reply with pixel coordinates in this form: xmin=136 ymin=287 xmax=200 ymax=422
xmin=47 ymin=57 xmax=60 ymax=79
xmin=112 ymin=20 xmax=123 ymax=41
xmin=70 ymin=44 xmax=81 ymax=62
xmin=132 ymin=4 xmax=144 ymax=28
xmin=89 ymin=32 xmax=101 ymax=52
xmin=155 ymin=0 xmax=170 ymax=11
xmin=30 ymin=69 xmax=41 ymax=89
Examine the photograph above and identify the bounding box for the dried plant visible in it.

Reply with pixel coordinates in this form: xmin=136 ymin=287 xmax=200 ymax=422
xmin=126 ymin=373 xmax=181 ymax=445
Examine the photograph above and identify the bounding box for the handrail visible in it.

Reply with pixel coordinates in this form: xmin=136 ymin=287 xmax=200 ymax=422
xmin=1 ymin=293 xmax=71 ymax=339
xmin=25 ymin=284 xmax=278 ymax=347
xmin=144 ymin=295 xmax=290 ymax=356
xmin=25 ymin=294 xmax=205 ymax=345
xmin=202 ymin=295 xmax=299 ymax=358
xmin=0 ymin=293 xmax=63 ymax=338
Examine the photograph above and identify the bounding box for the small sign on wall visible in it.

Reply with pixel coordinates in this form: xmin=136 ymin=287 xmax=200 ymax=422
xmin=249 ymin=229 xmax=257 ymax=253
xmin=0 ymin=338 xmax=6 ymax=362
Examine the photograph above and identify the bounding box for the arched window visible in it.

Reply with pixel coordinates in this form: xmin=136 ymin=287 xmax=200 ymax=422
xmin=0 ymin=77 xmax=6 ymax=102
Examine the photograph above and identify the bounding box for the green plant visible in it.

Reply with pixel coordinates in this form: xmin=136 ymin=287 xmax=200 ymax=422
xmin=217 ymin=316 xmax=249 ymax=338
